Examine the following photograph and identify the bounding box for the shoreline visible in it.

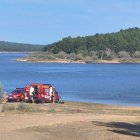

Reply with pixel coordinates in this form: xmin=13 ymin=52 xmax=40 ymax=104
xmin=17 ymin=58 xmax=87 ymax=64
xmin=1 ymin=51 xmax=140 ymax=64
xmin=1 ymin=99 xmax=140 ymax=107
xmin=17 ymin=58 xmax=140 ymax=64
xmin=1 ymin=52 xmax=140 ymax=64
xmin=63 ymin=100 xmax=140 ymax=108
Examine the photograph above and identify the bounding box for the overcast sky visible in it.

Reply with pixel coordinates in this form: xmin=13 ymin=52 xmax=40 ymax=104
xmin=0 ymin=0 xmax=140 ymax=44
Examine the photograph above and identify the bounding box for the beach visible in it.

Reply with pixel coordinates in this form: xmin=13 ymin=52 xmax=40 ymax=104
xmin=17 ymin=57 xmax=140 ymax=64
xmin=0 ymin=101 xmax=140 ymax=140
xmin=17 ymin=57 xmax=122 ymax=64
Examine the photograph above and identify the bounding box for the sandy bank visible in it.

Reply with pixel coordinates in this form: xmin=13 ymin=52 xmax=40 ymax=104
xmin=17 ymin=58 xmax=140 ymax=64
xmin=17 ymin=58 xmax=86 ymax=64
xmin=0 ymin=101 xmax=140 ymax=140
xmin=17 ymin=58 xmax=122 ymax=64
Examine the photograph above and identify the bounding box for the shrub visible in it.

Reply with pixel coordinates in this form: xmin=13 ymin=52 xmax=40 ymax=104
xmin=56 ymin=51 xmax=68 ymax=59
xmin=1 ymin=103 xmax=40 ymax=112
xmin=48 ymin=104 xmax=56 ymax=113
xmin=75 ymin=53 xmax=83 ymax=60
xmin=102 ymin=49 xmax=115 ymax=60
xmin=84 ymin=56 xmax=93 ymax=63
xmin=67 ymin=53 xmax=77 ymax=60
xmin=1 ymin=104 xmax=15 ymax=112
xmin=89 ymin=51 xmax=98 ymax=60
xmin=118 ymin=51 xmax=130 ymax=58
xmin=0 ymin=83 xmax=4 ymax=100
xmin=132 ymin=51 xmax=140 ymax=58
xmin=17 ymin=103 xmax=39 ymax=112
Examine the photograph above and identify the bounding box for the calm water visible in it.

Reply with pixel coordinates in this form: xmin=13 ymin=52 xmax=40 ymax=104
xmin=0 ymin=53 xmax=140 ymax=106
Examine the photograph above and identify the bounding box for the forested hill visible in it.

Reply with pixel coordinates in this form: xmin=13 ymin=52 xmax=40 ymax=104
xmin=44 ymin=27 xmax=140 ymax=54
xmin=0 ymin=41 xmax=44 ymax=52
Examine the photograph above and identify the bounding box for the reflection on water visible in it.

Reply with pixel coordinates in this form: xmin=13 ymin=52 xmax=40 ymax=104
xmin=0 ymin=53 xmax=140 ymax=106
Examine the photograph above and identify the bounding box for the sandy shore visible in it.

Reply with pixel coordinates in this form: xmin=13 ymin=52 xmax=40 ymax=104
xmin=17 ymin=58 xmax=86 ymax=64
xmin=17 ymin=58 xmax=140 ymax=64
xmin=0 ymin=101 xmax=140 ymax=140
xmin=17 ymin=58 xmax=121 ymax=64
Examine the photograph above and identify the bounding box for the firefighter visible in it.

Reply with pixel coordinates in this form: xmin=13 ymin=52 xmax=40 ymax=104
xmin=31 ymin=91 xmax=35 ymax=104
xmin=49 ymin=87 xmax=53 ymax=101
xmin=30 ymin=86 xmax=35 ymax=104
xmin=52 ymin=88 xmax=56 ymax=103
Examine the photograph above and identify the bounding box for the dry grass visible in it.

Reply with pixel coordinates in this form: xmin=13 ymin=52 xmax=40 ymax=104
xmin=1 ymin=103 xmax=40 ymax=112
xmin=0 ymin=101 xmax=140 ymax=140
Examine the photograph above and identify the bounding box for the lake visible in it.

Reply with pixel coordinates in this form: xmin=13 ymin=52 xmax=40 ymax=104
xmin=0 ymin=53 xmax=140 ymax=106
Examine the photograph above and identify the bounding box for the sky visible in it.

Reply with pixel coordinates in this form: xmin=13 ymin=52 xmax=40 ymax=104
xmin=0 ymin=0 xmax=140 ymax=44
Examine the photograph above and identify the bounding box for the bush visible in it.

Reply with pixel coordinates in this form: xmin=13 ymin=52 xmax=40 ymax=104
xmin=104 ymin=50 xmax=116 ymax=60
xmin=67 ymin=53 xmax=77 ymax=60
xmin=17 ymin=103 xmax=39 ymax=112
xmin=89 ymin=51 xmax=98 ymax=60
xmin=56 ymin=51 xmax=68 ymax=59
xmin=132 ymin=51 xmax=140 ymax=58
xmin=1 ymin=103 xmax=40 ymax=112
xmin=75 ymin=53 xmax=84 ymax=60
xmin=118 ymin=51 xmax=130 ymax=58
xmin=1 ymin=104 xmax=15 ymax=112
xmin=0 ymin=83 xmax=4 ymax=100
xmin=47 ymin=104 xmax=56 ymax=113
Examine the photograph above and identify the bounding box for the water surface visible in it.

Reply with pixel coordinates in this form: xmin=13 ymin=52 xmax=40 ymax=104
xmin=0 ymin=53 xmax=140 ymax=106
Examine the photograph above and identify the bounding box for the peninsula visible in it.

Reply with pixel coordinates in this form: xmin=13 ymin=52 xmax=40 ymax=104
xmin=17 ymin=27 xmax=140 ymax=64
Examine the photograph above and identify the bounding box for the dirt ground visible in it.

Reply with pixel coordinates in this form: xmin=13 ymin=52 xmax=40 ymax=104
xmin=0 ymin=102 xmax=140 ymax=140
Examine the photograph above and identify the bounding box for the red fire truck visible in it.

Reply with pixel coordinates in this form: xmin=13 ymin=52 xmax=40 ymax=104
xmin=7 ymin=83 xmax=61 ymax=103
xmin=24 ymin=83 xmax=60 ymax=103
xmin=7 ymin=88 xmax=25 ymax=102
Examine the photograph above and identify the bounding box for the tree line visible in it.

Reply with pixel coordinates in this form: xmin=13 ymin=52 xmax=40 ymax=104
xmin=0 ymin=41 xmax=44 ymax=52
xmin=44 ymin=27 xmax=140 ymax=55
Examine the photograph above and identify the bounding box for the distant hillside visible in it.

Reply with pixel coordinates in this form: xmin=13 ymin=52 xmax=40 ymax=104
xmin=0 ymin=41 xmax=44 ymax=52
xmin=44 ymin=27 xmax=140 ymax=54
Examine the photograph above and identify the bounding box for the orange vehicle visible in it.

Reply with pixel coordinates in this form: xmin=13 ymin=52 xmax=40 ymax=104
xmin=24 ymin=83 xmax=60 ymax=103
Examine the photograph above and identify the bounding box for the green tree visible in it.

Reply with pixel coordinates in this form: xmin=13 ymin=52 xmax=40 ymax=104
xmin=43 ymin=27 xmax=140 ymax=56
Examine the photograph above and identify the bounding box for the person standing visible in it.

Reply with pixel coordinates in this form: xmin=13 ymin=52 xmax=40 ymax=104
xmin=30 ymin=86 xmax=34 ymax=104
xmin=49 ymin=86 xmax=53 ymax=101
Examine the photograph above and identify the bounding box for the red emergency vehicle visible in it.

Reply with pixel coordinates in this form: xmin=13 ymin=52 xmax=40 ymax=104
xmin=24 ymin=83 xmax=60 ymax=103
xmin=7 ymin=88 xmax=25 ymax=102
